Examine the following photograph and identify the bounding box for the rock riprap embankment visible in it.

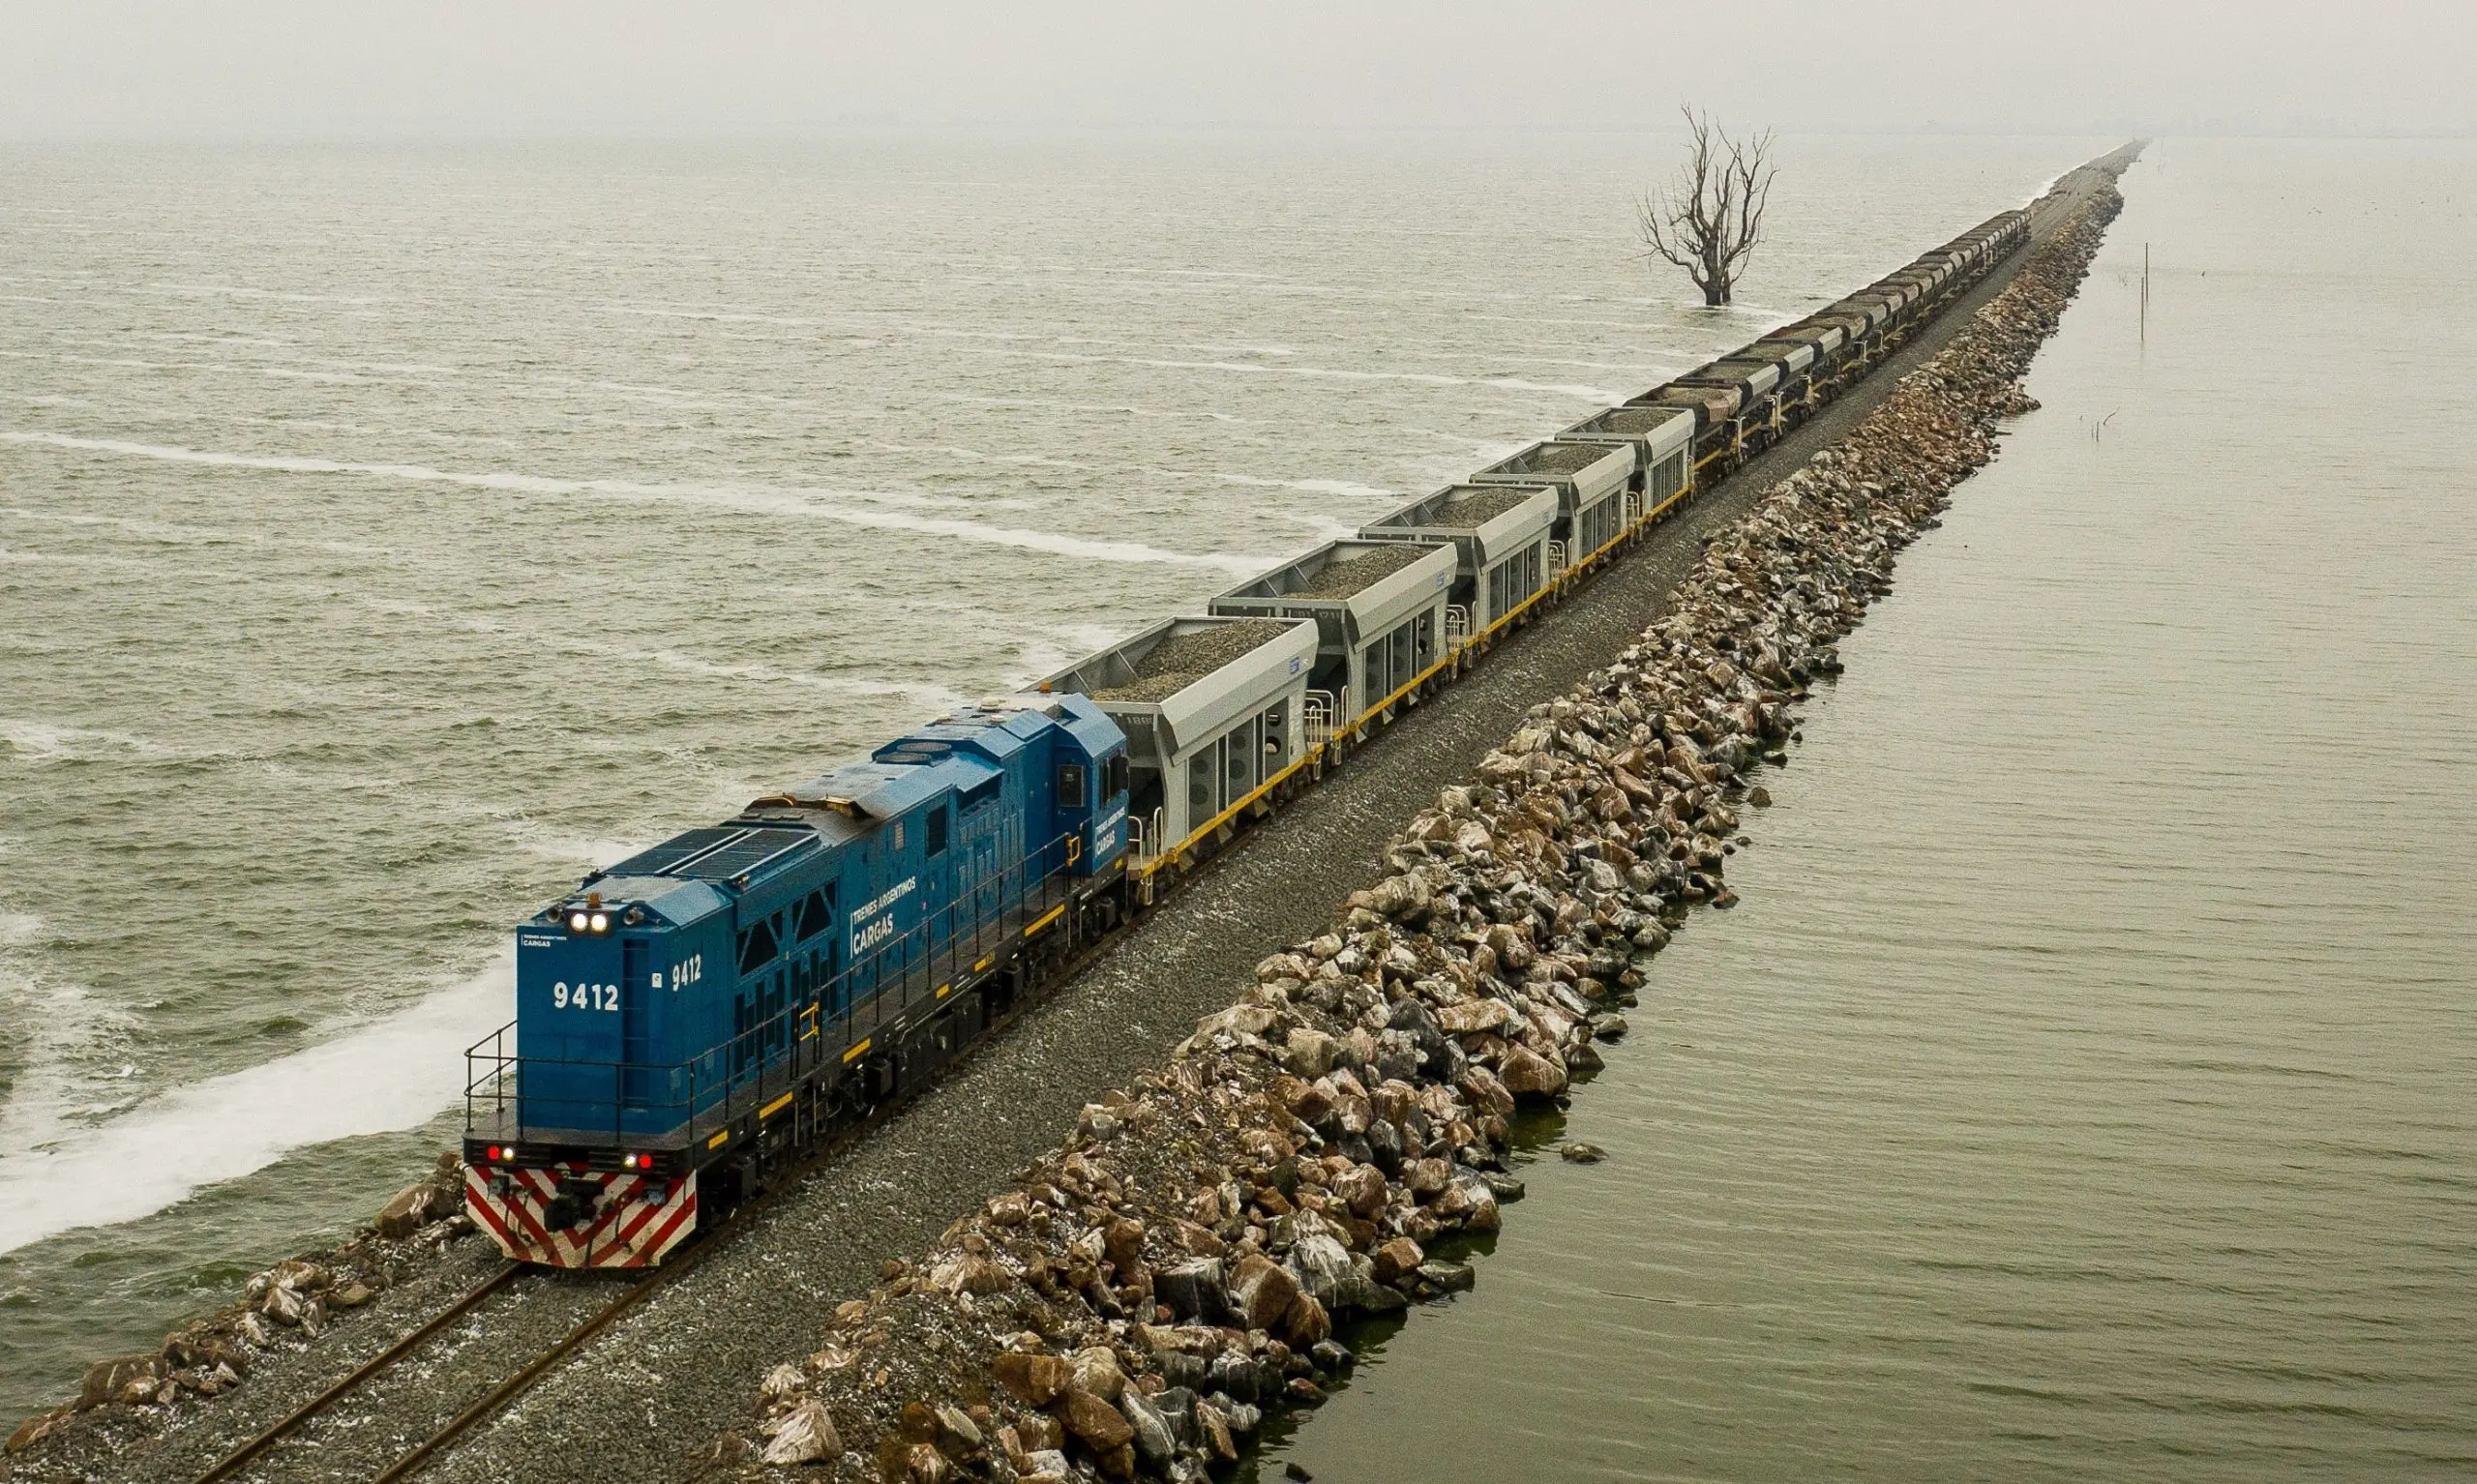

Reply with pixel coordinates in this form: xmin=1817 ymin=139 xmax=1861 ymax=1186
xmin=716 ymin=184 xmax=2124 ymax=1484
xmin=5 ymin=1155 xmax=480 ymax=1457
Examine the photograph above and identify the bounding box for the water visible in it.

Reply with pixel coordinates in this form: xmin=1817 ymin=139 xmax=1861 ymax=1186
xmin=1262 ymin=139 xmax=2477 ymax=1482
xmin=0 ymin=130 xmax=2099 ymax=1417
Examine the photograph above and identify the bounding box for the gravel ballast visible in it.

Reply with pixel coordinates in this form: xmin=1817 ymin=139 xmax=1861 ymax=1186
xmin=4 ymin=149 xmax=2134 ymax=1484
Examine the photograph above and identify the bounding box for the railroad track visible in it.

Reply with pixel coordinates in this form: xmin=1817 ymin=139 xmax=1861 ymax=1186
xmin=190 ymin=1263 xmax=527 ymax=1483
xmin=188 ymin=1202 xmax=735 ymax=1483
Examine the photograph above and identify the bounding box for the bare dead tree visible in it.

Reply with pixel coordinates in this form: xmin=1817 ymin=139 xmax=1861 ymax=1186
xmin=1637 ymin=107 xmax=1777 ymax=307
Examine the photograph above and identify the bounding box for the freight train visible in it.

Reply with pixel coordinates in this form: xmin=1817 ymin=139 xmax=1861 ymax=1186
xmin=463 ymin=205 xmax=2033 ymax=1267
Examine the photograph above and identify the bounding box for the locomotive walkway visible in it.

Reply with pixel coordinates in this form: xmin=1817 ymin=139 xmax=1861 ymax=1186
xmin=37 ymin=157 xmax=2131 ymax=1484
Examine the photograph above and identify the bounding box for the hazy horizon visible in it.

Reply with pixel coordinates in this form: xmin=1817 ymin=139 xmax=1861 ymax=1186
xmin=3 ymin=0 xmax=2469 ymax=142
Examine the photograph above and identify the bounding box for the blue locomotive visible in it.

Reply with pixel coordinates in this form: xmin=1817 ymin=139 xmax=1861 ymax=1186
xmin=463 ymin=694 xmax=1128 ymax=1267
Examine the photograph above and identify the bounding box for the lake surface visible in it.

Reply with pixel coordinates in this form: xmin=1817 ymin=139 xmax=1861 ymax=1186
xmin=1261 ymin=138 xmax=2477 ymax=1482
xmin=0 ymin=127 xmax=2139 ymax=1420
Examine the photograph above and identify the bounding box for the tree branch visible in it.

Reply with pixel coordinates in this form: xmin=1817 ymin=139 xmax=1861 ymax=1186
xmin=1634 ymin=104 xmax=1775 ymax=306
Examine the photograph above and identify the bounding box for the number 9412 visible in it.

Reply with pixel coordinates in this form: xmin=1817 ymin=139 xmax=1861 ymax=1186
xmin=553 ymin=981 xmax=619 ymax=1012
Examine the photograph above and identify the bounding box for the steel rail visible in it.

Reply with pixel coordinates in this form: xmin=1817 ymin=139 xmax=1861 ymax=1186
xmin=189 ymin=1264 xmax=523 ymax=1484
xmin=370 ymin=1265 xmax=676 ymax=1484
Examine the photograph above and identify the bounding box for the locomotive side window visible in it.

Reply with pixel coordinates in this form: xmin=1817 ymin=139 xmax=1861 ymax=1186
xmin=926 ymin=805 xmax=948 ymax=859
xmin=1107 ymin=754 xmax=1129 ymax=797
xmin=737 ymin=918 xmax=778 ymax=975
xmin=793 ymin=889 xmax=833 ymax=942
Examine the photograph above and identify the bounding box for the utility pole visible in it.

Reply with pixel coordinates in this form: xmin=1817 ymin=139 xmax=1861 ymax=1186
xmin=2140 ymin=243 xmax=2150 ymax=345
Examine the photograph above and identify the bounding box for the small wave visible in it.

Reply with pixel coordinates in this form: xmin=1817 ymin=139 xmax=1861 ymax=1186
xmin=0 ymin=545 xmax=171 ymax=574
xmin=1192 ymin=472 xmax=1398 ymax=500
xmin=565 ymin=639 xmax=969 ymax=710
xmin=0 ymin=720 xmax=180 ymax=763
xmin=0 ymin=952 xmax=512 ymax=1257
xmin=0 ymin=947 xmax=144 ymax=1181
xmin=936 ymin=393 xmax=1290 ymax=429
xmin=864 ymin=441 xmax=1093 ymax=474
xmin=602 ymin=304 xmax=826 ymax=330
xmin=0 ymin=503 xmax=256 ymax=548
xmin=146 ymin=332 xmax=293 ymax=349
xmin=518 ymin=833 xmax=648 ymax=869
xmin=960 ymin=347 xmax=1617 ymax=402
xmin=1 ymin=431 xmax=1266 ymax=573
xmin=142 ymin=282 xmax=385 ymax=307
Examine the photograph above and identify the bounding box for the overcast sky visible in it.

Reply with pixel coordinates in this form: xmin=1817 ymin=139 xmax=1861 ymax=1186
xmin=1 ymin=0 xmax=2468 ymax=140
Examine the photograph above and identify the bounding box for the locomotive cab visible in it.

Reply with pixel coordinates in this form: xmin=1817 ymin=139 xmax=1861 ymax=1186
xmin=511 ymin=875 xmax=729 ymax=1141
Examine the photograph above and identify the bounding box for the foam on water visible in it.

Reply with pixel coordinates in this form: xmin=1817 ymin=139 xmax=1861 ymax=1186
xmin=962 ymin=346 xmax=1624 ymax=402
xmin=0 ymin=720 xmax=181 ymax=763
xmin=0 ymin=431 xmax=1268 ymax=570
xmin=0 ymin=952 xmax=511 ymax=1257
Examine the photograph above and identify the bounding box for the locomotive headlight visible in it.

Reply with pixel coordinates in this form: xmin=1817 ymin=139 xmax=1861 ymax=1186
xmin=568 ymin=911 xmax=589 ymax=933
xmin=588 ymin=912 xmax=610 ymax=934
